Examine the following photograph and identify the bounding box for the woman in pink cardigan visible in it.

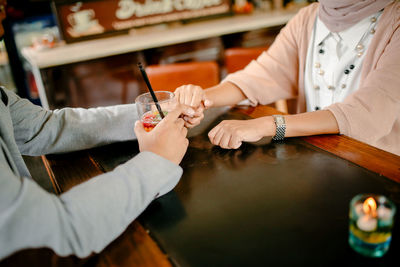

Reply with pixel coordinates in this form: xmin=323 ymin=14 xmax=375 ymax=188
xmin=176 ymin=0 xmax=400 ymax=155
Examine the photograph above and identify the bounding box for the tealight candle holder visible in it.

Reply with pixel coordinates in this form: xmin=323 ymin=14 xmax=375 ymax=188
xmin=349 ymin=194 xmax=396 ymax=257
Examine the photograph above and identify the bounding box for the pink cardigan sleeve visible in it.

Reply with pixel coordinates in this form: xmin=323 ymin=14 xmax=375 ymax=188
xmin=222 ymin=6 xmax=309 ymax=106
xmin=326 ymin=23 xmax=400 ymax=153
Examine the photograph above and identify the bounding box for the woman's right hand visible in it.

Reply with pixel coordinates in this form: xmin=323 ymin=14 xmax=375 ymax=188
xmin=175 ymin=84 xmax=213 ymax=128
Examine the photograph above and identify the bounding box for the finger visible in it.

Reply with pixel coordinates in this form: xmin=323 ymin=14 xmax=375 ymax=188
xmin=219 ymin=133 xmax=232 ymax=149
xmin=184 ymin=118 xmax=201 ymax=129
xmin=174 ymin=88 xmax=180 ymax=101
xmin=182 ymin=105 xmax=203 ymax=122
xmin=179 ymin=86 xmax=187 ymax=105
xmin=187 ymin=116 xmax=202 ymax=125
xmin=183 ymin=115 xmax=199 ymax=128
xmin=212 ymin=128 xmax=225 ymax=146
xmin=184 ymin=138 xmax=189 ymax=148
xmin=181 ymin=104 xmax=195 ymax=117
xmin=208 ymin=125 xmax=220 ymax=141
xmin=184 ymin=121 xmax=195 ymax=129
xmin=190 ymin=88 xmax=203 ymax=107
xmin=181 ymin=126 xmax=188 ymax=137
xmin=175 ymin=118 xmax=185 ymax=129
xmin=184 ymin=86 xmax=193 ymax=106
xmin=229 ymin=135 xmax=242 ymax=149
xmin=163 ymin=105 xmax=184 ymax=123
xmin=193 ymin=105 xmax=204 ymax=116
xmin=134 ymin=120 xmax=146 ymax=137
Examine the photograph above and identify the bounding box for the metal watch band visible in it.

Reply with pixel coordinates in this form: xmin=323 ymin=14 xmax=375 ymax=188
xmin=272 ymin=115 xmax=286 ymax=141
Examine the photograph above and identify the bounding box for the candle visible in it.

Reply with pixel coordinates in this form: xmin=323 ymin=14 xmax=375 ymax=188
xmin=356 ymin=197 xmax=378 ymax=232
xmin=348 ymin=194 xmax=396 ymax=258
xmin=356 ymin=214 xmax=377 ymax=232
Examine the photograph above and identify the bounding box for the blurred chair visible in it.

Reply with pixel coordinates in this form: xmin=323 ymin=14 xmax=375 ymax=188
xmin=145 ymin=61 xmax=219 ymax=92
xmin=225 ymin=46 xmax=268 ymax=74
xmin=224 ymin=46 xmax=288 ymax=114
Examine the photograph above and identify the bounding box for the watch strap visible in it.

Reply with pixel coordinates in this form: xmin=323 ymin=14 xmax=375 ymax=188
xmin=272 ymin=115 xmax=286 ymax=141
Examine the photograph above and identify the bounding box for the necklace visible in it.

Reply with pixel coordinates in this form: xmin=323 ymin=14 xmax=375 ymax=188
xmin=311 ymin=11 xmax=382 ymax=111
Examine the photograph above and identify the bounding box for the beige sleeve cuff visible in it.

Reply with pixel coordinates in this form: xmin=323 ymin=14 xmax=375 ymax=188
xmin=325 ymin=104 xmax=351 ymax=136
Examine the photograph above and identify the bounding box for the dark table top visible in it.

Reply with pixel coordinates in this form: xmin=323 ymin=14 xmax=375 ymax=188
xmin=2 ymin=106 xmax=399 ymax=267
xmin=99 ymin=108 xmax=400 ymax=266
xmin=142 ymin=131 xmax=400 ymax=266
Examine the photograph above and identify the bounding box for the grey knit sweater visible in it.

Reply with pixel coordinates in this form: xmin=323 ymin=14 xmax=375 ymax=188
xmin=0 ymin=87 xmax=182 ymax=259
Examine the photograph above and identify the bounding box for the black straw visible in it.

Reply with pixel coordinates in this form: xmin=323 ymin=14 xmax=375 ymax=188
xmin=137 ymin=62 xmax=165 ymax=119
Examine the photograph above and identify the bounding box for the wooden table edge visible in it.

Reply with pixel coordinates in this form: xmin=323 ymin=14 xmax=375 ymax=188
xmin=236 ymin=105 xmax=400 ymax=183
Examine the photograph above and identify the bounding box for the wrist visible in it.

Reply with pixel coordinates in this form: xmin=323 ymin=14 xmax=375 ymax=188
xmin=257 ymin=116 xmax=275 ymax=137
xmin=203 ymin=90 xmax=215 ymax=108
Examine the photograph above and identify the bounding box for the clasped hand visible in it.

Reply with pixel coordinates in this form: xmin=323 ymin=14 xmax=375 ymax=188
xmin=174 ymin=84 xmax=268 ymax=149
xmin=174 ymin=84 xmax=212 ymax=129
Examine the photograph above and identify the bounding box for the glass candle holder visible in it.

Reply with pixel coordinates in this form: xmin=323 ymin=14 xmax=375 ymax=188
xmin=135 ymin=91 xmax=175 ymax=132
xmin=349 ymin=194 xmax=396 ymax=257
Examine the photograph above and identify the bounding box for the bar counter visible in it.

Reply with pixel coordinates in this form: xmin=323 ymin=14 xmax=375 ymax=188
xmin=1 ymin=105 xmax=399 ymax=266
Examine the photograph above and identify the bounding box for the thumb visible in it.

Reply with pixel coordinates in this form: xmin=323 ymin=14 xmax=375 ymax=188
xmin=163 ymin=105 xmax=184 ymax=122
xmin=204 ymin=99 xmax=213 ymax=108
xmin=202 ymin=94 xmax=213 ymax=108
xmin=134 ymin=120 xmax=146 ymax=137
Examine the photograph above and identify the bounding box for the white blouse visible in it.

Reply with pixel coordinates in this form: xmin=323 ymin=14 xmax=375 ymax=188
xmin=304 ymin=11 xmax=382 ymax=112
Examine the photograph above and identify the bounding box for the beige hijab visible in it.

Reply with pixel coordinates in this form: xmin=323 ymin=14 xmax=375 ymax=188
xmin=318 ymin=0 xmax=393 ymax=32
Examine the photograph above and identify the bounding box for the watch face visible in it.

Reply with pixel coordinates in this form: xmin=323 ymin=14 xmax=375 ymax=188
xmin=276 ymin=116 xmax=285 ymax=124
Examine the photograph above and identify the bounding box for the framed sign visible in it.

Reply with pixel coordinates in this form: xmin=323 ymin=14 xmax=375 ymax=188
xmin=52 ymin=0 xmax=231 ymax=43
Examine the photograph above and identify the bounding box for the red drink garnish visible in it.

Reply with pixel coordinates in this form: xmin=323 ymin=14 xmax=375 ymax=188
xmin=141 ymin=111 xmax=166 ymax=132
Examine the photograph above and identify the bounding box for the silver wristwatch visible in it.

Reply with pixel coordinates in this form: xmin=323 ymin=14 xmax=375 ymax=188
xmin=272 ymin=115 xmax=286 ymax=141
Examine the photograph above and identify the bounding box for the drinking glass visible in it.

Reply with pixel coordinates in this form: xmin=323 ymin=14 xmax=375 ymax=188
xmin=135 ymin=91 xmax=175 ymax=132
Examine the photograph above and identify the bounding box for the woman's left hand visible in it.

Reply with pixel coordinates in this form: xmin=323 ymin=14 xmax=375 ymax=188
xmin=208 ymin=117 xmax=273 ymax=149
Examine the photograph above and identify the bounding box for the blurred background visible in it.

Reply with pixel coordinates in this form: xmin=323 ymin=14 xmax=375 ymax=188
xmin=0 ymin=0 xmax=315 ymax=109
